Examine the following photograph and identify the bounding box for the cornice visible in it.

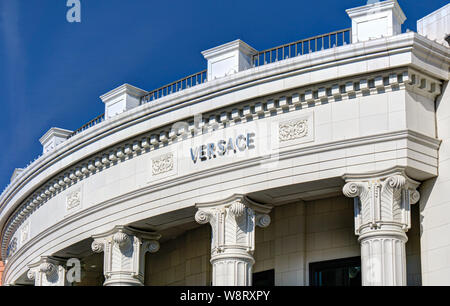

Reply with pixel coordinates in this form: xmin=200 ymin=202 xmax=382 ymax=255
xmin=99 ymin=83 xmax=147 ymax=103
xmin=201 ymin=39 xmax=257 ymax=59
xmin=38 ymin=128 xmax=73 ymax=145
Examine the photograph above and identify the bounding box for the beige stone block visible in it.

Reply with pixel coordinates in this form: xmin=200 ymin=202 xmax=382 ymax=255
xmin=275 ymin=254 xmax=290 ymax=273
xmin=282 ymin=235 xmax=298 ymax=254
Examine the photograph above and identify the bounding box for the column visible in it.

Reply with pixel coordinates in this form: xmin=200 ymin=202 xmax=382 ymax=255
xmin=195 ymin=194 xmax=272 ymax=286
xmin=27 ymin=256 xmax=68 ymax=286
xmin=91 ymin=225 xmax=161 ymax=286
xmin=343 ymin=169 xmax=420 ymax=286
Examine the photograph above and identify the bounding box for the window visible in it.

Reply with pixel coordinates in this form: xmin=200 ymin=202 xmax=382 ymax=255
xmin=309 ymin=257 xmax=361 ymax=286
xmin=253 ymin=269 xmax=274 ymax=286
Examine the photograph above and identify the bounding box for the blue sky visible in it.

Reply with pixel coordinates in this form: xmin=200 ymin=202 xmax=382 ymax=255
xmin=0 ymin=0 xmax=448 ymax=191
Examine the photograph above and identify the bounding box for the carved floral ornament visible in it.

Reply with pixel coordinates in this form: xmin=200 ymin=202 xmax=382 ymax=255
xmin=152 ymin=152 xmax=174 ymax=176
xmin=66 ymin=189 xmax=81 ymax=211
xmin=342 ymin=170 xmax=420 ymax=235
xmin=195 ymin=195 xmax=272 ymax=255
xmin=279 ymin=119 xmax=308 ymax=142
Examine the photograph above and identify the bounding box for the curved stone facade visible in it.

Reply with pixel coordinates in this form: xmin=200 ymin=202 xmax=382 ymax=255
xmin=0 ymin=0 xmax=449 ymax=286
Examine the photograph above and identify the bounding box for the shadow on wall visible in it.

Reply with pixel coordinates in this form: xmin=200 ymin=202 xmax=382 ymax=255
xmin=419 ymin=176 xmax=437 ymax=238
xmin=418 ymin=81 xmax=449 ymax=238
xmin=437 ymin=82 xmax=449 ymax=114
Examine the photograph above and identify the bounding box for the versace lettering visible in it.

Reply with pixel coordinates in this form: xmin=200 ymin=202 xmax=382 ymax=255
xmin=190 ymin=133 xmax=255 ymax=164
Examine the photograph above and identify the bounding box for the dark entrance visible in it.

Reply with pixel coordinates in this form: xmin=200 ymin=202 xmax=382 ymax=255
xmin=309 ymin=257 xmax=361 ymax=286
xmin=253 ymin=269 xmax=275 ymax=286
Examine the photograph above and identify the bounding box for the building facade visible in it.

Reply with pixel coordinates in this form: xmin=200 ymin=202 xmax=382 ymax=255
xmin=0 ymin=0 xmax=449 ymax=286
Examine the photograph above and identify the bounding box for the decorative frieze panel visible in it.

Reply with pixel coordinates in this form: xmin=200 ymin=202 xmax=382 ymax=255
xmin=20 ymin=221 xmax=30 ymax=245
xmin=279 ymin=119 xmax=308 ymax=142
xmin=66 ymin=189 xmax=82 ymax=213
xmin=152 ymin=152 xmax=174 ymax=176
xmin=272 ymin=111 xmax=314 ymax=149
xmin=149 ymin=151 xmax=178 ymax=182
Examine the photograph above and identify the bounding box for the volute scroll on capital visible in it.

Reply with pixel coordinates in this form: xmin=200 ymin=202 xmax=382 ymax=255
xmin=26 ymin=256 xmax=68 ymax=286
xmin=342 ymin=169 xmax=421 ymax=235
xmin=90 ymin=225 xmax=161 ymax=254
xmin=194 ymin=194 xmax=272 ymax=228
xmin=195 ymin=194 xmax=273 ymax=256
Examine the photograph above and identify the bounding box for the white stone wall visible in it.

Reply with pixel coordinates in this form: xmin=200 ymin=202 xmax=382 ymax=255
xmin=420 ymin=81 xmax=450 ymax=285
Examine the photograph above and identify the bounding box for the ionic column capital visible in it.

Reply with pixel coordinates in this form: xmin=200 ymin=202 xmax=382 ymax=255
xmin=91 ymin=225 xmax=160 ymax=254
xmin=343 ymin=168 xmax=420 ymax=286
xmin=195 ymin=194 xmax=272 ymax=286
xmin=91 ymin=225 xmax=161 ymax=286
xmin=27 ymin=256 xmax=68 ymax=286
xmin=343 ymin=168 xmax=420 ymax=236
xmin=195 ymin=194 xmax=272 ymax=255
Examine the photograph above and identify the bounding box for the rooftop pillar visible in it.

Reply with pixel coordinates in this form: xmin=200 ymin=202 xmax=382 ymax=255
xmin=100 ymin=84 xmax=147 ymax=120
xmin=39 ymin=127 xmax=73 ymax=154
xmin=346 ymin=0 xmax=406 ymax=43
xmin=201 ymin=39 xmax=257 ymax=81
